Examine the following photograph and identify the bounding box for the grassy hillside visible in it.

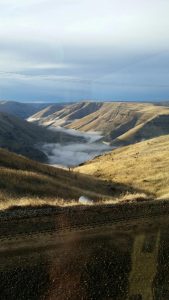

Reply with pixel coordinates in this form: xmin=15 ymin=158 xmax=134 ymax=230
xmin=66 ymin=102 xmax=168 ymax=131
xmin=30 ymin=101 xmax=169 ymax=146
xmin=0 ymin=112 xmax=85 ymax=162
xmin=27 ymin=103 xmax=65 ymax=121
xmin=75 ymin=134 xmax=169 ymax=199
xmin=31 ymin=102 xmax=103 ymax=127
xmin=67 ymin=102 xmax=145 ymax=132
xmin=0 ymin=148 xmax=118 ymax=209
xmin=112 ymin=114 xmax=169 ymax=146
xmin=67 ymin=102 xmax=169 ymax=144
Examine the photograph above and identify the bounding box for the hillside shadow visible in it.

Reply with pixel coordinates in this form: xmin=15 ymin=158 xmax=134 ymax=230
xmin=0 ymin=147 xmax=153 ymax=203
xmin=68 ymin=171 xmax=153 ymax=201
xmin=0 ymin=168 xmax=153 ymax=203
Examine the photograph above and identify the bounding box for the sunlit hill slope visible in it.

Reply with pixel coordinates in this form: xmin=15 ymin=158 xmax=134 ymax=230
xmin=29 ymin=101 xmax=169 ymax=146
xmin=75 ymin=134 xmax=169 ymax=199
xmin=67 ymin=102 xmax=169 ymax=146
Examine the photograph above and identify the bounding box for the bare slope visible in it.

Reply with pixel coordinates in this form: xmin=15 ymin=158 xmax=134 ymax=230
xmin=30 ymin=101 xmax=169 ymax=146
xmin=111 ymin=114 xmax=169 ymax=146
xmin=75 ymin=134 xmax=169 ymax=199
xmin=27 ymin=103 xmax=65 ymax=121
xmin=30 ymin=101 xmax=103 ymax=127
xmin=68 ymin=102 xmax=169 ymax=144
xmin=62 ymin=102 xmax=168 ymax=132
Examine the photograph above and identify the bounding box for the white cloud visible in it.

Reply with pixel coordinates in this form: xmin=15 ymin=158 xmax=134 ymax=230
xmin=1 ymin=0 xmax=169 ymax=48
xmin=42 ymin=142 xmax=111 ymax=167
xmin=41 ymin=125 xmax=111 ymax=167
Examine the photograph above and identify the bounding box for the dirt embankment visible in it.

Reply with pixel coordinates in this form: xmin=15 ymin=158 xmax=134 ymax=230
xmin=1 ymin=200 xmax=169 ymax=238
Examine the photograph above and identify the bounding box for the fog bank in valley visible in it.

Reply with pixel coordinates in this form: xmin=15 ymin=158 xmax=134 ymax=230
xmin=42 ymin=127 xmax=112 ymax=167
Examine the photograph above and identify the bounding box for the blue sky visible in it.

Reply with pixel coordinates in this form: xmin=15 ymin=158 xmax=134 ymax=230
xmin=0 ymin=0 xmax=169 ymax=102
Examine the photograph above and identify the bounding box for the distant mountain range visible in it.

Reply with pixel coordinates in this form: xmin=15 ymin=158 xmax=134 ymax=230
xmin=29 ymin=101 xmax=169 ymax=146
xmin=28 ymin=101 xmax=102 ymax=126
xmin=28 ymin=103 xmax=66 ymax=121
xmin=2 ymin=99 xmax=169 ymax=164
xmin=0 ymin=101 xmax=50 ymax=119
xmin=0 ymin=100 xmax=74 ymax=119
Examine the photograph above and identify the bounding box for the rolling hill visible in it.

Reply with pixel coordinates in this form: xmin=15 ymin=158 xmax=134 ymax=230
xmin=29 ymin=101 xmax=103 ymax=127
xmin=29 ymin=101 xmax=169 ymax=147
xmin=0 ymin=112 xmax=85 ymax=162
xmin=75 ymin=134 xmax=169 ymax=199
xmin=67 ymin=102 xmax=169 ymax=145
xmin=27 ymin=102 xmax=76 ymax=122
xmin=27 ymin=103 xmax=65 ymax=121
xmin=110 ymin=114 xmax=169 ymax=146
xmin=0 ymin=148 xmax=117 ymax=209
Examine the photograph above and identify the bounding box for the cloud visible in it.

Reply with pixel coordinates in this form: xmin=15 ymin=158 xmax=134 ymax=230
xmin=0 ymin=0 xmax=169 ymax=101
xmin=49 ymin=126 xmax=103 ymax=142
xmin=40 ymin=129 xmax=111 ymax=167
xmin=42 ymin=142 xmax=111 ymax=167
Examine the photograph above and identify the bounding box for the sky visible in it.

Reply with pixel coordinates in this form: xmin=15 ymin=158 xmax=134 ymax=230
xmin=0 ymin=0 xmax=169 ymax=102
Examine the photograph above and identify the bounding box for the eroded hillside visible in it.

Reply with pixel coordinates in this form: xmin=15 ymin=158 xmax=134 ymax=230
xmin=29 ymin=101 xmax=169 ymax=146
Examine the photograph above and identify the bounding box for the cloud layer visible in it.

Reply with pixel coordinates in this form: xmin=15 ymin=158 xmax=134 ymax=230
xmin=41 ymin=128 xmax=111 ymax=167
xmin=0 ymin=0 xmax=169 ymax=101
xmin=42 ymin=142 xmax=111 ymax=167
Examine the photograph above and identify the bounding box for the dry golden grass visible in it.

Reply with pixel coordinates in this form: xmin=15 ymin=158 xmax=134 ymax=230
xmin=67 ymin=102 xmax=169 ymax=132
xmin=0 ymin=192 xmax=150 ymax=211
xmin=0 ymin=196 xmax=83 ymax=211
xmin=0 ymin=148 xmax=121 ymax=210
xmin=75 ymin=134 xmax=169 ymax=199
xmin=0 ymin=147 xmax=152 ymax=210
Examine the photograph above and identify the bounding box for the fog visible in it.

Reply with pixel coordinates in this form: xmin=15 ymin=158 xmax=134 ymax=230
xmin=41 ymin=128 xmax=112 ymax=167
xmin=49 ymin=126 xmax=103 ymax=142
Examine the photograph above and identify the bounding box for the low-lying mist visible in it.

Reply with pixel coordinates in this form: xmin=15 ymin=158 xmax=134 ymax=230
xmin=41 ymin=127 xmax=112 ymax=167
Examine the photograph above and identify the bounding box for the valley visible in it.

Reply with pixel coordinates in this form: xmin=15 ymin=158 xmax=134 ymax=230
xmin=41 ymin=127 xmax=112 ymax=167
xmin=26 ymin=101 xmax=169 ymax=172
xmin=1 ymin=1 xmax=168 ymax=298
xmin=0 ymin=111 xmax=86 ymax=162
xmin=1 ymin=100 xmax=169 ymax=299
xmin=29 ymin=101 xmax=169 ymax=148
xmin=0 ymin=101 xmax=113 ymax=167
xmin=0 ymin=100 xmax=169 ymax=206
